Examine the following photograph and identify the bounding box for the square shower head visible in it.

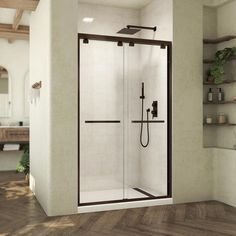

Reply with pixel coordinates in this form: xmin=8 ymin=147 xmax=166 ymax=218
xmin=117 ymin=28 xmax=141 ymax=35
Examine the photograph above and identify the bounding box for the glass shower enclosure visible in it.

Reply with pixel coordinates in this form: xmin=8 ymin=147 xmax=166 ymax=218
xmin=78 ymin=34 xmax=172 ymax=206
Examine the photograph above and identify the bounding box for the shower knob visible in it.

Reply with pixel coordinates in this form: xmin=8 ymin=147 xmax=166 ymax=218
xmin=151 ymin=101 xmax=158 ymax=119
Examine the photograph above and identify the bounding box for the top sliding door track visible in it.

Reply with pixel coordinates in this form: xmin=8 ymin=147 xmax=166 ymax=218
xmin=78 ymin=33 xmax=172 ymax=47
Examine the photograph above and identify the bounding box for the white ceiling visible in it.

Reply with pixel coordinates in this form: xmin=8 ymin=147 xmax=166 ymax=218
xmin=0 ymin=8 xmax=30 ymax=25
xmin=203 ymin=0 xmax=234 ymax=7
xmin=78 ymin=0 xmax=152 ymax=9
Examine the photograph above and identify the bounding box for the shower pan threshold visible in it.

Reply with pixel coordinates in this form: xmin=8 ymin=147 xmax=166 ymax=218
xmin=78 ymin=197 xmax=173 ymax=214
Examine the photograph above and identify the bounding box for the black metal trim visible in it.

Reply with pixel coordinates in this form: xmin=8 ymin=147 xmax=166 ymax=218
xmin=78 ymin=36 xmax=80 ymax=206
xmin=132 ymin=120 xmax=165 ymax=123
xmin=78 ymin=33 xmax=171 ymax=47
xmin=133 ymin=188 xmax=155 ymax=198
xmin=167 ymin=44 xmax=172 ymax=198
xmin=85 ymin=120 xmax=121 ymax=123
xmin=78 ymin=33 xmax=172 ymax=206
xmin=78 ymin=195 xmax=170 ymax=207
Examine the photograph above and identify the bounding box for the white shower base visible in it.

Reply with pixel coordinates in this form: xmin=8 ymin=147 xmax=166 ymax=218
xmin=80 ymin=188 xmax=149 ymax=203
xmin=78 ymin=187 xmax=172 ymax=214
xmin=78 ymin=196 xmax=173 ymax=214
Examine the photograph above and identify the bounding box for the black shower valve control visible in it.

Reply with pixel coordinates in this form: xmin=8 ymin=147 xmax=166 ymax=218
xmin=151 ymin=101 xmax=158 ymax=119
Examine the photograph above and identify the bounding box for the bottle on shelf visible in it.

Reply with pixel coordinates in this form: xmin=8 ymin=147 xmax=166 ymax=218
xmin=207 ymin=88 xmax=213 ymax=102
xmin=218 ymin=88 xmax=224 ymax=102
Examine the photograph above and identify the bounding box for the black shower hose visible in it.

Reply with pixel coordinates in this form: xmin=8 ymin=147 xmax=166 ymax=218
xmin=140 ymin=99 xmax=150 ymax=148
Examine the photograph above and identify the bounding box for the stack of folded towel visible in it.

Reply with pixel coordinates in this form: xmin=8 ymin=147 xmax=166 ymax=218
xmin=3 ymin=144 xmax=20 ymax=151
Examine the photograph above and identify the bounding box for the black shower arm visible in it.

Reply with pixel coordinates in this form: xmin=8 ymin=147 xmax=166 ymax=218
xmin=127 ymin=25 xmax=157 ymax=32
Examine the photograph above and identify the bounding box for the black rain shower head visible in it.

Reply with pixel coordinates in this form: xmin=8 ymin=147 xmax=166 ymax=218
xmin=117 ymin=25 xmax=157 ymax=35
xmin=117 ymin=28 xmax=141 ymax=35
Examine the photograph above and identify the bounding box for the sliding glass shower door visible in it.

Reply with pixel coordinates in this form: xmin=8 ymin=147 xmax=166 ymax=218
xmin=79 ymin=35 xmax=171 ymax=205
xmin=124 ymin=43 xmax=169 ymax=200
xmin=80 ymin=40 xmax=125 ymax=203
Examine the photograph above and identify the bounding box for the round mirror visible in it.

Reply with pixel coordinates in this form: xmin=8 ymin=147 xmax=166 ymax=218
xmin=0 ymin=66 xmax=11 ymax=117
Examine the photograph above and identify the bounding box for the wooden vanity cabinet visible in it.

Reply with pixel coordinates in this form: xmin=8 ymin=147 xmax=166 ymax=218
xmin=0 ymin=128 xmax=29 ymax=143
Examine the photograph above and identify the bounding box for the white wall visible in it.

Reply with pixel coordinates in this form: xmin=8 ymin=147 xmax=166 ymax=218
xmin=0 ymin=39 xmax=29 ymax=171
xmin=172 ymin=0 xmax=213 ymax=203
xmin=0 ymin=40 xmax=29 ymax=125
xmin=30 ymin=0 xmax=78 ymax=216
xmin=78 ymin=3 xmax=140 ymax=36
xmin=30 ymin=0 xmax=51 ymax=214
xmin=141 ymin=0 xmax=173 ymax=41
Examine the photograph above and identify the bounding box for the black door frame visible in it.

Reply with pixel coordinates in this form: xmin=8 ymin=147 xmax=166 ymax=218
xmin=78 ymin=33 xmax=172 ymax=206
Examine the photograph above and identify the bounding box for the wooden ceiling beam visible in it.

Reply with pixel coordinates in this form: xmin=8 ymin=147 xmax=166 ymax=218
xmin=7 ymin=9 xmax=24 ymax=43
xmin=0 ymin=23 xmax=29 ymax=40
xmin=13 ymin=9 xmax=24 ymax=31
xmin=0 ymin=0 xmax=39 ymax=11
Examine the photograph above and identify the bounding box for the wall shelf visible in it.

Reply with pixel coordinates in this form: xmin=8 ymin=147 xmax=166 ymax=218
xmin=204 ymin=146 xmax=236 ymax=151
xmin=203 ymin=56 xmax=236 ymax=64
xmin=203 ymin=59 xmax=214 ymax=64
xmin=203 ymin=123 xmax=236 ymax=126
xmin=203 ymin=100 xmax=236 ymax=105
xmin=203 ymin=35 xmax=236 ymax=44
xmin=203 ymin=79 xmax=236 ymax=85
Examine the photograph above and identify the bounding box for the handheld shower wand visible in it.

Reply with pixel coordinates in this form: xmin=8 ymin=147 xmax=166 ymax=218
xmin=140 ymin=82 xmax=150 ymax=148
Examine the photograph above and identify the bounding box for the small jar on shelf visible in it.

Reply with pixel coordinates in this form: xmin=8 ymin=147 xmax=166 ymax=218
xmin=206 ymin=114 xmax=213 ymax=124
xmin=218 ymin=113 xmax=227 ymax=124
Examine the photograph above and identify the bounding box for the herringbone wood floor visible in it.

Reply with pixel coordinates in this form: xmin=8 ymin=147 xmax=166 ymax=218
xmin=0 ymin=171 xmax=236 ymax=236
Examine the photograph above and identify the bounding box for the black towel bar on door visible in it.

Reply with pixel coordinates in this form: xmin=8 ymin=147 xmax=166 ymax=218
xmin=85 ymin=120 xmax=121 ymax=123
xmin=132 ymin=120 xmax=165 ymax=123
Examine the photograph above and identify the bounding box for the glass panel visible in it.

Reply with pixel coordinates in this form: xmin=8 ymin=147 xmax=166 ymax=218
xmin=125 ymin=43 xmax=168 ymax=199
xmin=80 ymin=40 xmax=124 ymax=204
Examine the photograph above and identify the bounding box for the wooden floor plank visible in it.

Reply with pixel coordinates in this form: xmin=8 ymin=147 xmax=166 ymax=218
xmin=0 ymin=171 xmax=236 ymax=236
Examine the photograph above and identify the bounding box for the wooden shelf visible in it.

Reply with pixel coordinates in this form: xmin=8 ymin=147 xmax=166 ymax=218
xmin=203 ymin=100 xmax=236 ymax=105
xmin=204 ymin=146 xmax=236 ymax=150
xmin=203 ymin=79 xmax=236 ymax=85
xmin=203 ymin=56 xmax=236 ymax=64
xmin=203 ymin=35 xmax=236 ymax=44
xmin=203 ymin=123 xmax=236 ymax=126
xmin=203 ymin=59 xmax=214 ymax=64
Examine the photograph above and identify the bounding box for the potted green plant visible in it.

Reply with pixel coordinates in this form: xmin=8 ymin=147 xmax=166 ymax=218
xmin=16 ymin=145 xmax=30 ymax=183
xmin=208 ymin=47 xmax=236 ymax=84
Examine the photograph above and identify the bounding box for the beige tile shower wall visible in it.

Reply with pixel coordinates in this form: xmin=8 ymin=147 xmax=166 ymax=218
xmin=172 ymin=0 xmax=213 ymax=203
xmin=49 ymin=0 xmax=78 ymax=216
